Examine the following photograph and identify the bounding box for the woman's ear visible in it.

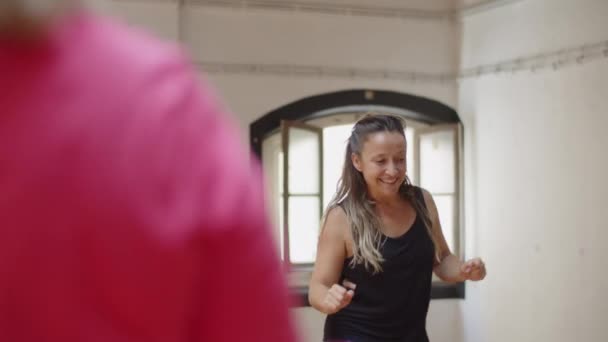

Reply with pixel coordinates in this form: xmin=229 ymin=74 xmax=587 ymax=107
xmin=351 ymin=153 xmax=363 ymax=172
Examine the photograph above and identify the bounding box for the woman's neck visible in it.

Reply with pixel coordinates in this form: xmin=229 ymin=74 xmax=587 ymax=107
xmin=369 ymin=193 xmax=402 ymax=209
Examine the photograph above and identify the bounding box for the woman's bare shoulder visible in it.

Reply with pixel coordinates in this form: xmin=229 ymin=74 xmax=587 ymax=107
xmin=322 ymin=205 xmax=354 ymax=258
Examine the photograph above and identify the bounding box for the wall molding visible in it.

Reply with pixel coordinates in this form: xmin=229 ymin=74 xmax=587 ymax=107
xmin=112 ymin=0 xmax=525 ymax=20
xmin=110 ymin=0 xmax=607 ymax=83
xmin=187 ymin=0 xmax=451 ymax=20
xmin=198 ymin=61 xmax=454 ymax=83
xmin=199 ymin=39 xmax=608 ymax=83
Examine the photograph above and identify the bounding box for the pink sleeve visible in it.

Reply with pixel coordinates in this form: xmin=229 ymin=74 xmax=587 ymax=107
xmin=192 ymin=86 xmax=297 ymax=342
xmin=142 ymin=58 xmax=298 ymax=342
xmin=195 ymin=164 xmax=298 ymax=342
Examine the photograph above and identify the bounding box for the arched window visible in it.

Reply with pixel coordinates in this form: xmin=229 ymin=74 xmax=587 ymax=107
xmin=251 ymin=89 xmax=465 ymax=302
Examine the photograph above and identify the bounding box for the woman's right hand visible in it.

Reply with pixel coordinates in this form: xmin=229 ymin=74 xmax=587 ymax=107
xmin=322 ymin=280 xmax=356 ymax=314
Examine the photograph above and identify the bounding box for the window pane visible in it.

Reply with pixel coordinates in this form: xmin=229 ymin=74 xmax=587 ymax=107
xmin=405 ymin=127 xmax=415 ymax=184
xmin=278 ymin=151 xmax=284 ymax=195
xmin=288 ymin=127 xmax=320 ymax=194
xmin=322 ymin=124 xmax=353 ymax=209
xmin=279 ymin=194 xmax=284 ymax=260
xmin=261 ymin=133 xmax=283 ymax=254
xmin=420 ymin=130 xmax=455 ymax=193
xmin=433 ymin=194 xmax=456 ymax=253
xmin=288 ymin=196 xmax=320 ymax=264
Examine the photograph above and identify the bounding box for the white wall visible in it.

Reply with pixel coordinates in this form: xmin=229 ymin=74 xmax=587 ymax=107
xmin=459 ymin=0 xmax=608 ymax=341
xmin=208 ymin=74 xmax=456 ymax=138
xmin=186 ymin=6 xmax=459 ymax=137
xmin=106 ymin=1 xmax=459 ymax=130
xmin=105 ymin=0 xmax=179 ymax=41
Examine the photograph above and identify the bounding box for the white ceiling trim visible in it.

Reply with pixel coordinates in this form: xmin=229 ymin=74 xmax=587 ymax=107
xmin=112 ymin=0 xmax=525 ymax=20
xmin=187 ymin=0 xmax=451 ymax=20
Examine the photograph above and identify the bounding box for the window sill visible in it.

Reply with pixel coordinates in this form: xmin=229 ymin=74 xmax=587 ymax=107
xmin=288 ymin=281 xmax=465 ymax=308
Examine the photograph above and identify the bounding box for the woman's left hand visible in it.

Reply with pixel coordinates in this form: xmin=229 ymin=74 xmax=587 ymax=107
xmin=460 ymin=257 xmax=486 ymax=281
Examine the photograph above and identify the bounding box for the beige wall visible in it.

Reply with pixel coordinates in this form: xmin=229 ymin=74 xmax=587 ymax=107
xmin=459 ymin=0 xmax=608 ymax=341
xmin=188 ymin=6 xmax=459 ymax=139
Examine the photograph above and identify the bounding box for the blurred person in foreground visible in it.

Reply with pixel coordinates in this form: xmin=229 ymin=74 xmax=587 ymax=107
xmin=0 ymin=1 xmax=297 ymax=341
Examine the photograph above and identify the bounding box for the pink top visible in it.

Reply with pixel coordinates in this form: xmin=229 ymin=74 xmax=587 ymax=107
xmin=0 ymin=12 xmax=297 ymax=342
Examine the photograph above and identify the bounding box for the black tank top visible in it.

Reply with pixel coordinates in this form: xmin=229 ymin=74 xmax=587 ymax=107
xmin=323 ymin=187 xmax=435 ymax=342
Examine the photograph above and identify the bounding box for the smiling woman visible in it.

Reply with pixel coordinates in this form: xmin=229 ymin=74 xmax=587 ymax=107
xmin=308 ymin=113 xmax=486 ymax=342
xmin=253 ymin=89 xmax=469 ymax=305
xmin=323 ymin=114 xmax=439 ymax=273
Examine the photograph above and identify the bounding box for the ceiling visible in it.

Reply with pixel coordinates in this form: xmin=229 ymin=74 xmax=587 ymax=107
xmin=263 ymin=0 xmax=492 ymax=11
xmin=185 ymin=0 xmax=509 ymax=11
xmin=112 ymin=0 xmax=520 ymax=21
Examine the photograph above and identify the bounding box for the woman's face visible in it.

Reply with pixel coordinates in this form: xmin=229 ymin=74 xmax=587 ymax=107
xmin=351 ymin=131 xmax=407 ymax=201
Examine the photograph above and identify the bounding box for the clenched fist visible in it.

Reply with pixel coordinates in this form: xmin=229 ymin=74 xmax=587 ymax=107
xmin=322 ymin=279 xmax=356 ymax=314
xmin=460 ymin=257 xmax=486 ymax=281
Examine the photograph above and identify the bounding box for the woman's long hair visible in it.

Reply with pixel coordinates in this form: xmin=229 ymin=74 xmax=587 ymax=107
xmin=323 ymin=113 xmax=440 ymax=273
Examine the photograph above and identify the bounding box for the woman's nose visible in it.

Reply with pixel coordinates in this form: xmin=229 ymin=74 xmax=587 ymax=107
xmin=385 ymin=162 xmax=400 ymax=176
